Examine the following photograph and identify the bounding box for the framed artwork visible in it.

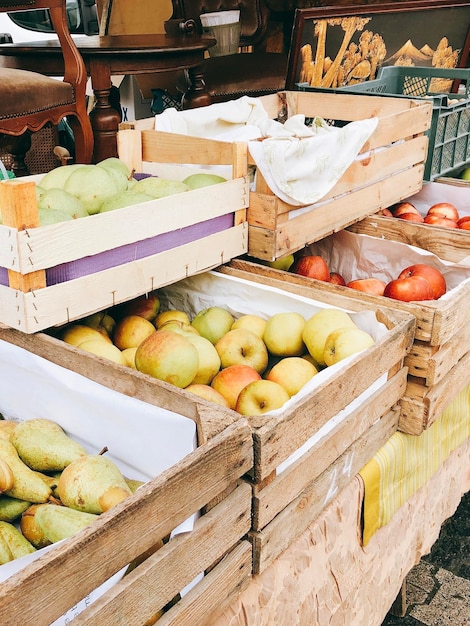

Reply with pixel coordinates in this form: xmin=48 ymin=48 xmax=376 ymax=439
xmin=285 ymin=0 xmax=470 ymax=90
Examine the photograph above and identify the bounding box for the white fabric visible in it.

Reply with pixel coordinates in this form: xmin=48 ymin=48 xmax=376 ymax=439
xmin=154 ymin=96 xmax=378 ymax=206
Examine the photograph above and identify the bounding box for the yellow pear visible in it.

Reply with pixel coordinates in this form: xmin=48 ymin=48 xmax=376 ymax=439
xmin=0 ymin=496 xmax=32 ymax=523
xmin=0 ymin=439 xmax=52 ymax=503
xmin=0 ymin=521 xmax=36 ymax=559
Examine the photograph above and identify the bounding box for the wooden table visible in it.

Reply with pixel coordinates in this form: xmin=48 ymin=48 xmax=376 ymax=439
xmin=0 ymin=34 xmax=216 ymax=162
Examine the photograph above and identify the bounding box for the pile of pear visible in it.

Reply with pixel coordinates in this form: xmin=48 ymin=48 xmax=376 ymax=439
xmin=0 ymin=417 xmax=141 ymax=564
xmin=0 ymin=157 xmax=227 ymax=226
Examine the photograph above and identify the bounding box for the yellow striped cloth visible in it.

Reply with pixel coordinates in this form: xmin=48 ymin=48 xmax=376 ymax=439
xmin=359 ymin=383 xmax=470 ymax=546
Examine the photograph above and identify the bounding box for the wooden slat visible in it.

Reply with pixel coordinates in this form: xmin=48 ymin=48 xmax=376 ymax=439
xmin=250 ymin=407 xmax=399 ymax=574
xmin=252 ymin=368 xmax=407 ymax=530
xmin=0 ymin=420 xmax=253 ymax=626
xmin=0 ymin=224 xmax=247 ymax=332
xmin=70 ymin=482 xmax=252 ymax=625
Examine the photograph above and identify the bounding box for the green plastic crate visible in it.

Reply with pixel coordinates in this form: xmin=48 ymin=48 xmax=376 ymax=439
xmin=298 ymin=66 xmax=470 ymax=181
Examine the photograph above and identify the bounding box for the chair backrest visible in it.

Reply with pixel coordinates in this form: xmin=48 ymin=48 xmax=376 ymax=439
xmin=0 ymin=1 xmax=87 ymax=91
xmin=170 ymin=0 xmax=270 ymax=49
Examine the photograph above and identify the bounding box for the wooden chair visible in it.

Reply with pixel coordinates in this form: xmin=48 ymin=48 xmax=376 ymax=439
xmin=0 ymin=0 xmax=93 ymax=175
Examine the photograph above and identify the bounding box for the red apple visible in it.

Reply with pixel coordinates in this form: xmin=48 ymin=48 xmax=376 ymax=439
xmin=291 ymin=255 xmax=330 ymax=281
xmin=391 ymin=202 xmax=421 ymax=217
xmin=427 ymin=202 xmax=459 ymax=221
xmin=211 ymin=364 xmax=262 ymax=410
xmin=457 ymin=216 xmax=470 ymax=230
xmin=347 ymin=278 xmax=387 ymax=296
xmin=379 ymin=207 xmax=394 ymax=217
xmin=397 ymin=263 xmax=446 ymax=299
xmin=398 ymin=212 xmax=425 ymax=223
xmin=329 ymin=272 xmax=347 ymax=286
xmin=423 ymin=214 xmax=458 ymax=229
xmin=384 ymin=275 xmax=434 ymax=302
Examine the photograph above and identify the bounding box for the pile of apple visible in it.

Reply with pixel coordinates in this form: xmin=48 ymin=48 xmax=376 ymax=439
xmin=57 ymin=293 xmax=375 ymax=416
xmin=2 ymin=158 xmax=226 ymax=227
xmin=276 ymin=253 xmax=447 ymax=302
xmin=380 ymin=200 xmax=470 ymax=230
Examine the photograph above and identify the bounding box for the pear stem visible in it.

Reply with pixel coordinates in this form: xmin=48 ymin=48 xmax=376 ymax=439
xmin=98 ymin=446 xmax=109 ymax=456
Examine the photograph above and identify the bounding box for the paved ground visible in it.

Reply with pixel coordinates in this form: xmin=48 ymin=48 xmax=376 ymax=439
xmin=381 ymin=490 xmax=470 ymax=626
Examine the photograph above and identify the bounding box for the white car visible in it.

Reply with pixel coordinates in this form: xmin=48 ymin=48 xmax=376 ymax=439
xmin=0 ymin=1 xmax=97 ymax=44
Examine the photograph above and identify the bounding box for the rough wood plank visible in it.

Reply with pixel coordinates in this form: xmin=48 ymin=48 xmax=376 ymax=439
xmin=399 ymin=348 xmax=470 ymax=435
xmin=252 ymin=368 xmax=407 ymax=530
xmin=70 ymin=482 xmax=252 ymax=625
xmin=250 ymin=408 xmax=399 ymax=574
xmin=247 ymin=165 xmax=424 ymax=260
xmin=0 ymin=420 xmax=253 ymax=626
xmin=348 ymin=214 xmax=470 ymax=263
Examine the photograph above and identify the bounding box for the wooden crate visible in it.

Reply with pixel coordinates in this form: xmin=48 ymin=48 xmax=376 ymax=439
xmin=0 ymin=134 xmax=249 ymax=333
xmin=247 ymin=90 xmax=432 ymax=261
xmin=0 ymin=267 xmax=415 ymax=576
xmin=348 ymin=179 xmax=470 ymax=262
xmin=232 ymin=225 xmax=470 ymax=436
xmin=0 ymin=341 xmax=253 ymax=626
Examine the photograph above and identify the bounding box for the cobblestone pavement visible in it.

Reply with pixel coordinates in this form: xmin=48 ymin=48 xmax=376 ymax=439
xmin=381 ymin=490 xmax=470 ymax=626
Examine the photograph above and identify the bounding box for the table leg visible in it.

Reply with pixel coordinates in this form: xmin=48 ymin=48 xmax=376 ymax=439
xmin=88 ymin=60 xmax=121 ymax=162
xmin=183 ymin=65 xmax=212 ymax=109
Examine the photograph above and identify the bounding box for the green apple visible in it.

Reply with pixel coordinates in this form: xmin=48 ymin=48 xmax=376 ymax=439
xmin=191 ymin=306 xmax=234 ymax=345
xmin=185 ymin=383 xmax=230 ymax=408
xmin=185 ymin=334 xmax=221 ymax=385
xmin=64 ymin=165 xmax=120 ymax=215
xmin=263 ymin=312 xmax=306 ymax=357
xmin=135 ymin=330 xmax=199 ymax=388
xmin=77 ymin=339 xmax=127 ymax=366
xmin=323 ymin=327 xmax=375 ymax=366
xmin=155 ymin=309 xmax=191 ymax=329
xmin=215 ymin=328 xmax=268 ymax=374
xmin=302 ymin=309 xmax=357 ymax=367
xmin=133 ymin=177 xmax=190 ymax=198
xmin=112 ymin=315 xmax=156 ymax=350
xmin=99 ymin=191 xmax=154 ymax=213
xmin=267 ymin=356 xmax=318 ymax=397
xmin=231 ymin=314 xmax=267 ymax=338
xmin=39 ymin=163 xmax=86 ymax=190
xmin=461 ymin=167 xmax=470 ymax=181
xmin=211 ymin=364 xmax=261 ymax=410
xmin=61 ymin=324 xmax=113 ymax=347
xmin=235 ymin=379 xmax=290 ymax=415
xmin=38 ymin=188 xmax=89 ymax=219
xmin=265 ymin=254 xmax=295 ymax=271
xmin=38 ymin=208 xmax=74 ymax=226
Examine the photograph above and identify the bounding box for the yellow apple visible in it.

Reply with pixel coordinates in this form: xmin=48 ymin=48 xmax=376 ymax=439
xmin=265 ymin=253 xmax=295 ymax=271
xmin=263 ymin=312 xmax=306 ymax=357
xmin=159 ymin=320 xmax=199 ymax=336
xmin=191 ymin=306 xmax=234 ymax=345
xmin=61 ymin=324 xmax=113 ymax=347
xmin=235 ymin=379 xmax=290 ymax=415
xmin=185 ymin=334 xmax=221 ymax=385
xmin=154 ymin=309 xmax=190 ymax=329
xmin=231 ymin=314 xmax=267 ymax=338
xmin=112 ymin=315 xmax=156 ymax=350
xmin=215 ymin=328 xmax=268 ymax=374
xmin=323 ymin=327 xmax=375 ymax=366
xmin=184 ymin=384 xmax=230 ymax=408
xmin=302 ymin=309 xmax=357 ymax=367
xmin=267 ymin=356 xmax=318 ymax=397
xmin=211 ymin=364 xmax=261 ymax=410
xmin=121 ymin=347 xmax=138 ymax=368
xmin=135 ymin=330 xmax=199 ymax=388
xmin=77 ymin=339 xmax=127 ymax=366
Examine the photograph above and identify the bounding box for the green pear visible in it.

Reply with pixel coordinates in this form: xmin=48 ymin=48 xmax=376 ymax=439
xmin=64 ymin=164 xmax=121 ymax=215
xmin=34 ymin=504 xmax=98 ymax=543
xmin=58 ymin=455 xmax=133 ymax=514
xmin=0 ymin=521 xmax=36 ymax=559
xmin=124 ymin=477 xmax=145 ymax=493
xmin=39 ymin=188 xmax=89 ymax=219
xmin=39 ymin=163 xmax=87 ymax=190
xmin=11 ymin=418 xmax=87 ymax=472
xmin=132 ymin=177 xmax=190 ymax=198
xmin=0 ymin=439 xmax=52 ymax=503
xmin=0 ymin=496 xmax=32 ymax=522
xmin=0 ymin=532 xmax=13 ymax=564
xmin=20 ymin=504 xmax=53 ymax=549
xmin=99 ymin=190 xmax=154 ymax=213
xmin=182 ymin=173 xmax=227 ymax=189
